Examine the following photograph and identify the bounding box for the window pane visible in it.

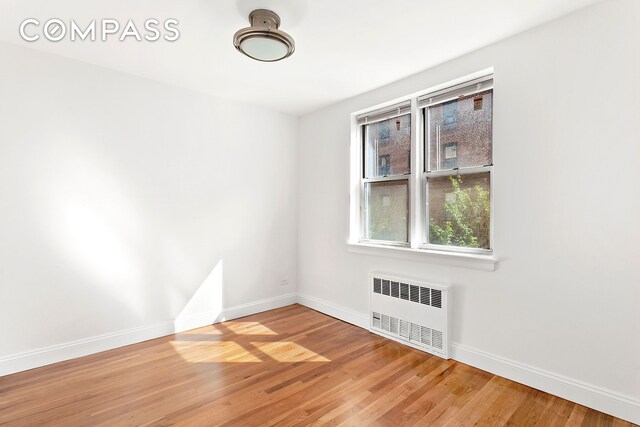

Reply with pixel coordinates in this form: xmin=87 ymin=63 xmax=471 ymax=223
xmin=427 ymin=90 xmax=492 ymax=171
xmin=364 ymin=114 xmax=411 ymax=178
xmin=428 ymin=172 xmax=490 ymax=249
xmin=365 ymin=180 xmax=408 ymax=242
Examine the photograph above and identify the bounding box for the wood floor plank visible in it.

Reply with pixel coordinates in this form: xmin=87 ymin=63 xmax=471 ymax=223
xmin=470 ymin=378 xmax=531 ymax=426
xmin=0 ymin=304 xmax=635 ymax=427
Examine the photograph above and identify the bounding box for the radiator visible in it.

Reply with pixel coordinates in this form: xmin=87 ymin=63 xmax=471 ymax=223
xmin=369 ymin=272 xmax=450 ymax=359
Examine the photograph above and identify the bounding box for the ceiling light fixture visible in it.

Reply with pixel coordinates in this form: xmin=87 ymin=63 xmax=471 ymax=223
xmin=233 ymin=9 xmax=295 ymax=62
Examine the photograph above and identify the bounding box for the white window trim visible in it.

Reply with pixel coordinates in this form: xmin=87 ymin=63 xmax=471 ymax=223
xmin=347 ymin=242 xmax=497 ymax=271
xmin=349 ymin=68 xmax=497 ymax=270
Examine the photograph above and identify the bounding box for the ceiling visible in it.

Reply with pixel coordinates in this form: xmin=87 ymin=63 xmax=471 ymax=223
xmin=0 ymin=0 xmax=601 ymax=115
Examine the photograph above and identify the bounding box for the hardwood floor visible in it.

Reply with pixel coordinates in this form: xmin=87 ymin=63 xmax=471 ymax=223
xmin=0 ymin=304 xmax=635 ymax=426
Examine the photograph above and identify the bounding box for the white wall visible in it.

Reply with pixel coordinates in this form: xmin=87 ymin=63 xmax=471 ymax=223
xmin=0 ymin=42 xmax=298 ymax=369
xmin=298 ymin=0 xmax=640 ymax=421
xmin=1 ymin=0 xmax=639 ymax=422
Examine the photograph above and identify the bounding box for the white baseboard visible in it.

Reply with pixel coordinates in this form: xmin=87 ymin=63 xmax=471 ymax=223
xmin=297 ymin=294 xmax=640 ymax=425
xmin=0 ymin=293 xmax=297 ymax=378
xmin=0 ymin=321 xmax=176 ymax=378
xmin=173 ymin=312 xmax=217 ymax=335
xmin=220 ymin=293 xmax=298 ymax=322
xmin=450 ymin=343 xmax=640 ymax=424
xmin=297 ymin=293 xmax=369 ymax=329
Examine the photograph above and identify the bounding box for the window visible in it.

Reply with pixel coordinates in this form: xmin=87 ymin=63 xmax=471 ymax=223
xmin=379 ymin=122 xmax=391 ymax=140
xmin=353 ymin=75 xmax=493 ymax=255
xmin=442 ymin=142 xmax=458 ymax=169
xmin=442 ymin=100 xmax=458 ymax=126
xmin=378 ymin=154 xmax=391 ymax=176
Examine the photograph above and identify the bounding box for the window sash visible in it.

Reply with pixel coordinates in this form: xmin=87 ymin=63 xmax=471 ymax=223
xmin=362 ymin=115 xmax=412 ymax=179
xmin=423 ymin=92 xmax=493 ymax=173
xmin=361 ymin=177 xmax=410 ymax=246
xmin=422 ymin=167 xmax=493 ymax=252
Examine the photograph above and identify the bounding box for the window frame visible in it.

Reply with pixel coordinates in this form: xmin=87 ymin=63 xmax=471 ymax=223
xmin=351 ymin=71 xmax=494 ymax=258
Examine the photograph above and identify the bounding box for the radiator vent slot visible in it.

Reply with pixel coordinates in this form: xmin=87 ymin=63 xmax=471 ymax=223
xmin=400 ymin=283 xmax=409 ymax=300
xmin=420 ymin=326 xmax=431 ymax=346
xmin=389 ymin=317 xmax=399 ymax=334
xmin=370 ymin=273 xmax=449 ymax=358
xmin=381 ymin=314 xmax=390 ymax=332
xmin=372 ymin=312 xmax=381 ymax=329
xmin=431 ymin=289 xmax=442 ymax=308
xmin=390 ymin=281 xmax=399 ymax=298
xmin=399 ymin=320 xmax=409 ymax=339
xmin=432 ymin=330 xmax=443 ymax=349
xmin=420 ymin=287 xmax=430 ymax=305
xmin=373 ymin=278 xmax=381 ymax=294
xmin=372 ymin=277 xmax=443 ymax=309
xmin=410 ymin=285 xmax=420 ymax=303
xmin=410 ymin=323 xmax=420 ymax=341
xmin=373 ymin=311 xmax=445 ymax=356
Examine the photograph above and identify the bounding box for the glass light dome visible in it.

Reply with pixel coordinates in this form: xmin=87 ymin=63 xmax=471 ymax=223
xmin=239 ymin=36 xmax=290 ymax=62
xmin=233 ymin=10 xmax=295 ymax=62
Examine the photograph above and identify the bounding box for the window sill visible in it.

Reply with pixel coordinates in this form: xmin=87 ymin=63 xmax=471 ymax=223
xmin=347 ymin=242 xmax=497 ymax=271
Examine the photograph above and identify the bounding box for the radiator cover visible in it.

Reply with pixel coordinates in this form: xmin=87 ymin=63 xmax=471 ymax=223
xmin=369 ymin=272 xmax=450 ymax=359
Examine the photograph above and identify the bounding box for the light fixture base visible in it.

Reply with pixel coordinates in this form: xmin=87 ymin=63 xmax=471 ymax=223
xmin=248 ymin=9 xmax=281 ymax=29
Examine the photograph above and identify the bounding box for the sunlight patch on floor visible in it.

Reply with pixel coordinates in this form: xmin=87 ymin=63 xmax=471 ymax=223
xmin=251 ymin=342 xmax=330 ymax=363
xmin=170 ymin=341 xmax=262 ymax=363
xmin=224 ymin=321 xmax=278 ymax=336
xmin=180 ymin=327 xmax=223 ymax=335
